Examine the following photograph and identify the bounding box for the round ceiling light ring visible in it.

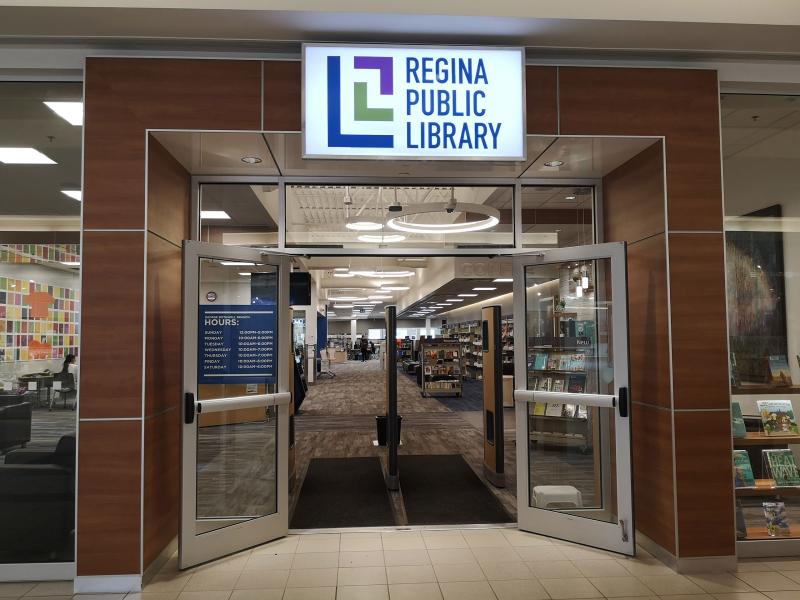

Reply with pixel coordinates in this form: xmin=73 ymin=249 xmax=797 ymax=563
xmin=385 ymin=202 xmax=500 ymax=234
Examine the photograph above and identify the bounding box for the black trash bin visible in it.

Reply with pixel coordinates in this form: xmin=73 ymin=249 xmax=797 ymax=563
xmin=375 ymin=415 xmax=403 ymax=446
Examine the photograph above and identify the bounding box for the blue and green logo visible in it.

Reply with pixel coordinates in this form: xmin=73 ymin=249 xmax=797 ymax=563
xmin=327 ymin=55 xmax=394 ymax=148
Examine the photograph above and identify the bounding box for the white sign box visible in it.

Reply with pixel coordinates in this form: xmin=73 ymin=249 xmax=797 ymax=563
xmin=303 ymin=44 xmax=526 ymax=160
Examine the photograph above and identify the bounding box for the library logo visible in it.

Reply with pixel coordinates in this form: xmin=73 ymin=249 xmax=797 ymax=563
xmin=326 ymin=55 xmax=395 ymax=149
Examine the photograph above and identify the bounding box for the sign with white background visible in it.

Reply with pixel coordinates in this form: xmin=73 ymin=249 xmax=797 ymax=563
xmin=303 ymin=44 xmax=525 ymax=160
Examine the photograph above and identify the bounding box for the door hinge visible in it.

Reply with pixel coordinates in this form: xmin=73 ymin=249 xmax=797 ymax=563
xmin=619 ymin=519 xmax=629 ymax=542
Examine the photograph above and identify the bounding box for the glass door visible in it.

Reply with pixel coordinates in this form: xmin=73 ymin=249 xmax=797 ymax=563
xmin=180 ymin=241 xmax=292 ymax=568
xmin=513 ymin=242 xmax=633 ymax=555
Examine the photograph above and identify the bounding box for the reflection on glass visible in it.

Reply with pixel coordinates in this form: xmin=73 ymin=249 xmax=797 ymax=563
xmin=285 ymin=185 xmax=513 ymax=248
xmin=521 ymin=186 xmax=594 ymax=248
xmin=199 ymin=184 xmax=279 ymax=247
xmin=524 ymin=259 xmax=618 ymax=524
xmin=195 ymin=259 xmax=279 ymax=534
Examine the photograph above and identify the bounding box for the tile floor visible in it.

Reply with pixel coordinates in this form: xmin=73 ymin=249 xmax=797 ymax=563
xmin=5 ymin=528 xmax=800 ymax=600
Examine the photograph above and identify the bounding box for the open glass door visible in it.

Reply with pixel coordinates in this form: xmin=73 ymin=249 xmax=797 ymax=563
xmin=180 ymin=241 xmax=291 ymax=568
xmin=513 ymin=242 xmax=633 ymax=555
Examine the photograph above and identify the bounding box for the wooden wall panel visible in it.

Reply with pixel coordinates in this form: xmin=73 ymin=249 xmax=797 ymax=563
xmin=77 ymin=420 xmax=142 ymax=575
xmin=145 ymin=234 xmax=183 ymax=417
xmin=603 ymin=142 xmax=665 ymax=244
xmin=627 ymin=234 xmax=671 ymax=410
xmin=79 ymin=231 xmax=145 ymax=419
xmin=668 ymin=233 xmax=730 ymax=410
xmin=143 ymin=407 xmax=180 ymax=569
xmin=674 ymin=411 xmax=735 ymax=557
xmin=558 ymin=67 xmax=722 ymax=232
xmin=526 ymin=66 xmax=558 ymax=135
xmin=264 ymin=60 xmax=301 ymax=131
xmin=148 ymin=138 xmax=190 ymax=246
xmin=84 ymin=58 xmax=261 ymax=230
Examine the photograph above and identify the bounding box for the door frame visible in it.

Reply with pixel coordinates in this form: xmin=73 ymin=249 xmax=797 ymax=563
xmin=180 ymin=240 xmax=292 ymax=568
xmin=512 ymin=241 xmax=634 ymax=555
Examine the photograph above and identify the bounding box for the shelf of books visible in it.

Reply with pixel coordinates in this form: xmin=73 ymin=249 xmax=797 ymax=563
xmin=501 ymin=316 xmax=514 ymax=375
xmin=733 ymin=398 xmax=800 ymax=547
xmin=443 ymin=321 xmax=483 ymax=381
xmin=420 ymin=339 xmax=462 ymax=397
xmin=526 ymin=331 xmax=596 ymax=451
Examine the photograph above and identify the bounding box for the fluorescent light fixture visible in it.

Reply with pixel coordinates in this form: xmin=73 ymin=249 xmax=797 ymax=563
xmin=60 ymin=261 xmax=80 ymax=267
xmin=493 ymin=278 xmax=513 ymax=283
xmin=333 ymin=272 xmax=356 ymax=278
xmin=445 ymin=299 xmax=464 ymax=302
xmin=565 ymin=195 xmax=576 ymax=200
xmin=238 ymin=272 xmax=251 ymax=276
xmin=473 ymin=287 xmax=496 ymax=291
xmin=219 ymin=261 xmax=255 ymax=266
xmin=380 ymin=285 xmax=410 ymax=291
xmin=200 ymin=210 xmax=230 ymax=220
xmin=333 ymin=304 xmax=353 ymax=309
xmin=61 ymin=190 xmax=82 ymax=201
xmin=369 ymin=295 xmax=392 ymax=299
xmin=0 ymin=148 xmax=56 ymax=164
xmin=44 ymin=101 xmax=83 ymax=126
xmin=350 ymin=269 xmax=414 ymax=278
xmin=543 ymin=160 xmax=564 ymax=167
xmin=329 ymin=296 xmax=364 ymax=301
xmin=458 ymin=293 xmax=478 ymax=297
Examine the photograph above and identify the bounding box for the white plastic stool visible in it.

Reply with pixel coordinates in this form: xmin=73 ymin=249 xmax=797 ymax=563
xmin=532 ymin=485 xmax=583 ymax=509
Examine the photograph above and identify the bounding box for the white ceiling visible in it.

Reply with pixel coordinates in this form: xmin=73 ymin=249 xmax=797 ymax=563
xmin=721 ymin=93 xmax=800 ymax=159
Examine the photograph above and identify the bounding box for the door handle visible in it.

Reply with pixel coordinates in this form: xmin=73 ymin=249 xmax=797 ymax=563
xmin=618 ymin=387 xmax=629 ymax=418
xmin=184 ymin=392 xmax=195 ymax=424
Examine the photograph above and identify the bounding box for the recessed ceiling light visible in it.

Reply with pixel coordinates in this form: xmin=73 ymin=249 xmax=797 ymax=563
xmin=200 ymin=210 xmax=231 ymax=220
xmin=61 ymin=190 xmax=82 ymax=201
xmin=238 ymin=272 xmax=251 ymax=276
xmin=565 ymin=195 xmax=576 ymax=200
xmin=333 ymin=267 xmax=349 ymax=272
xmin=446 ymin=299 xmax=464 ymax=302
xmin=436 ymin=303 xmax=452 ymax=306
xmin=60 ymin=261 xmax=80 ymax=267
xmin=333 ymin=304 xmax=353 ymax=309
xmin=44 ymin=101 xmax=83 ymax=126
xmin=330 ymin=296 xmax=364 ymax=301
xmin=333 ymin=272 xmax=356 ymax=278
xmin=380 ymin=285 xmax=410 ymax=291
xmin=543 ymin=160 xmax=564 ymax=167
xmin=241 ymin=156 xmax=262 ymax=164
xmin=473 ymin=287 xmax=496 ymax=291
xmin=369 ymin=295 xmax=392 ymax=299
xmin=493 ymin=278 xmax=513 ymax=283
xmin=458 ymin=293 xmax=478 ymax=297
xmin=219 ymin=261 xmax=255 ymax=266
xmin=0 ymin=148 xmax=56 ymax=164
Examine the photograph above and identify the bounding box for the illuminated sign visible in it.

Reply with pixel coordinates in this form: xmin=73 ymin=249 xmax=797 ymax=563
xmin=303 ymin=44 xmax=525 ymax=160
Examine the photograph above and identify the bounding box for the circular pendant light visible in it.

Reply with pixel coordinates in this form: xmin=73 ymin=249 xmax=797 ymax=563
xmin=386 ymin=202 xmax=500 ymax=234
xmin=357 ymin=233 xmax=407 ymax=243
xmin=346 ymin=218 xmax=383 ymax=231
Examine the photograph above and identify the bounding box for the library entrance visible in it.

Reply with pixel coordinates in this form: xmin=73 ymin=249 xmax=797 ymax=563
xmin=150 ymin=130 xmax=655 ymax=568
xmin=179 ymin=238 xmax=632 ymax=567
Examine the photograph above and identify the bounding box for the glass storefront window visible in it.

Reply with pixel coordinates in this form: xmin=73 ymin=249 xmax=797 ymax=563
xmin=199 ymin=184 xmax=279 ymax=247
xmin=0 ymin=82 xmax=82 ymax=563
xmin=285 ymin=184 xmax=514 ymax=248
xmin=722 ymin=93 xmax=800 ymax=543
xmin=520 ymin=186 xmax=594 ymax=248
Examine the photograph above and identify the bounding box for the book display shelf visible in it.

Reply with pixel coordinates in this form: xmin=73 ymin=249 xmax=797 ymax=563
xmin=443 ymin=321 xmax=483 ymax=380
xmin=733 ymin=397 xmax=800 ymax=550
xmin=501 ymin=316 xmax=514 ymax=375
xmin=419 ymin=338 xmax=462 ymax=397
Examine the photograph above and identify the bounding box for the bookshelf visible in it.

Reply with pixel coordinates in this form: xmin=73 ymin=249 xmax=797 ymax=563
xmin=501 ymin=316 xmax=514 ymax=376
xmin=734 ymin=432 xmax=800 ymax=447
xmin=736 ymin=480 xmax=800 ymax=498
xmin=443 ymin=320 xmax=483 ymax=380
xmin=396 ymin=339 xmax=414 ymax=361
xmin=420 ymin=338 xmax=462 ymax=397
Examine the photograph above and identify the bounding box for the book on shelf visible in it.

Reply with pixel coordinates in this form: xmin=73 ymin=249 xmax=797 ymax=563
xmin=763 ymin=501 xmax=791 ymax=537
xmin=575 ymin=320 xmax=596 ymax=340
xmin=541 ymin=377 xmax=553 ymax=391
xmin=551 ymin=377 xmax=565 ymax=393
xmin=567 ymin=373 xmax=586 ymax=394
xmin=733 ymin=450 xmax=756 ymax=488
xmin=528 ymin=375 xmax=540 ymax=390
xmin=763 ymin=449 xmax=800 ymax=486
xmin=533 ymin=402 xmax=547 ymax=416
xmin=731 ymin=401 xmax=747 ymax=438
xmin=569 ymin=354 xmax=586 ymax=372
xmin=546 ymin=355 xmax=559 ymax=370
xmin=544 ymin=403 xmax=564 ymax=417
xmin=424 ymin=366 xmax=432 ymax=375
xmin=575 ymin=405 xmax=588 ymax=419
xmin=558 ymin=355 xmax=571 ymax=371
xmin=563 ymin=404 xmax=578 ymax=418
xmin=769 ymin=355 xmax=794 ymax=386
xmin=756 ymin=399 xmax=799 ymax=436
xmin=533 ymin=353 xmax=548 ymax=370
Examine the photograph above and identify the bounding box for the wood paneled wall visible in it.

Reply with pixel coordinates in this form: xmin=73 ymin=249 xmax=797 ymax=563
xmin=79 ymin=58 xmax=732 ymax=580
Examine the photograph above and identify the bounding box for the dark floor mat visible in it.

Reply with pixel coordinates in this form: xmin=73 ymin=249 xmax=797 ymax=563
xmin=400 ymin=454 xmax=512 ymax=525
xmin=290 ymin=457 xmax=395 ymax=528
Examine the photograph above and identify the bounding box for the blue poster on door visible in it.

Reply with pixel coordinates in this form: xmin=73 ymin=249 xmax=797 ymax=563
xmin=198 ymin=305 xmax=277 ymax=384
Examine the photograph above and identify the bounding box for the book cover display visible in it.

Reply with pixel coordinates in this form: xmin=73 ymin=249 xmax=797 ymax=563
xmin=733 ymin=450 xmax=756 ymax=487
xmin=768 ymin=355 xmax=793 ymax=386
xmin=731 ymin=401 xmax=747 ymax=438
xmin=763 ymin=501 xmax=791 ymax=537
xmin=763 ymin=449 xmax=800 ymax=486
xmin=757 ymin=399 xmax=799 ymax=436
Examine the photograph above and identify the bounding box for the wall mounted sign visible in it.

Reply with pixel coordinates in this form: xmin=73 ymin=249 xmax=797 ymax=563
xmin=303 ymin=44 xmax=525 ymax=160
xmin=198 ymin=305 xmax=277 ymax=384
